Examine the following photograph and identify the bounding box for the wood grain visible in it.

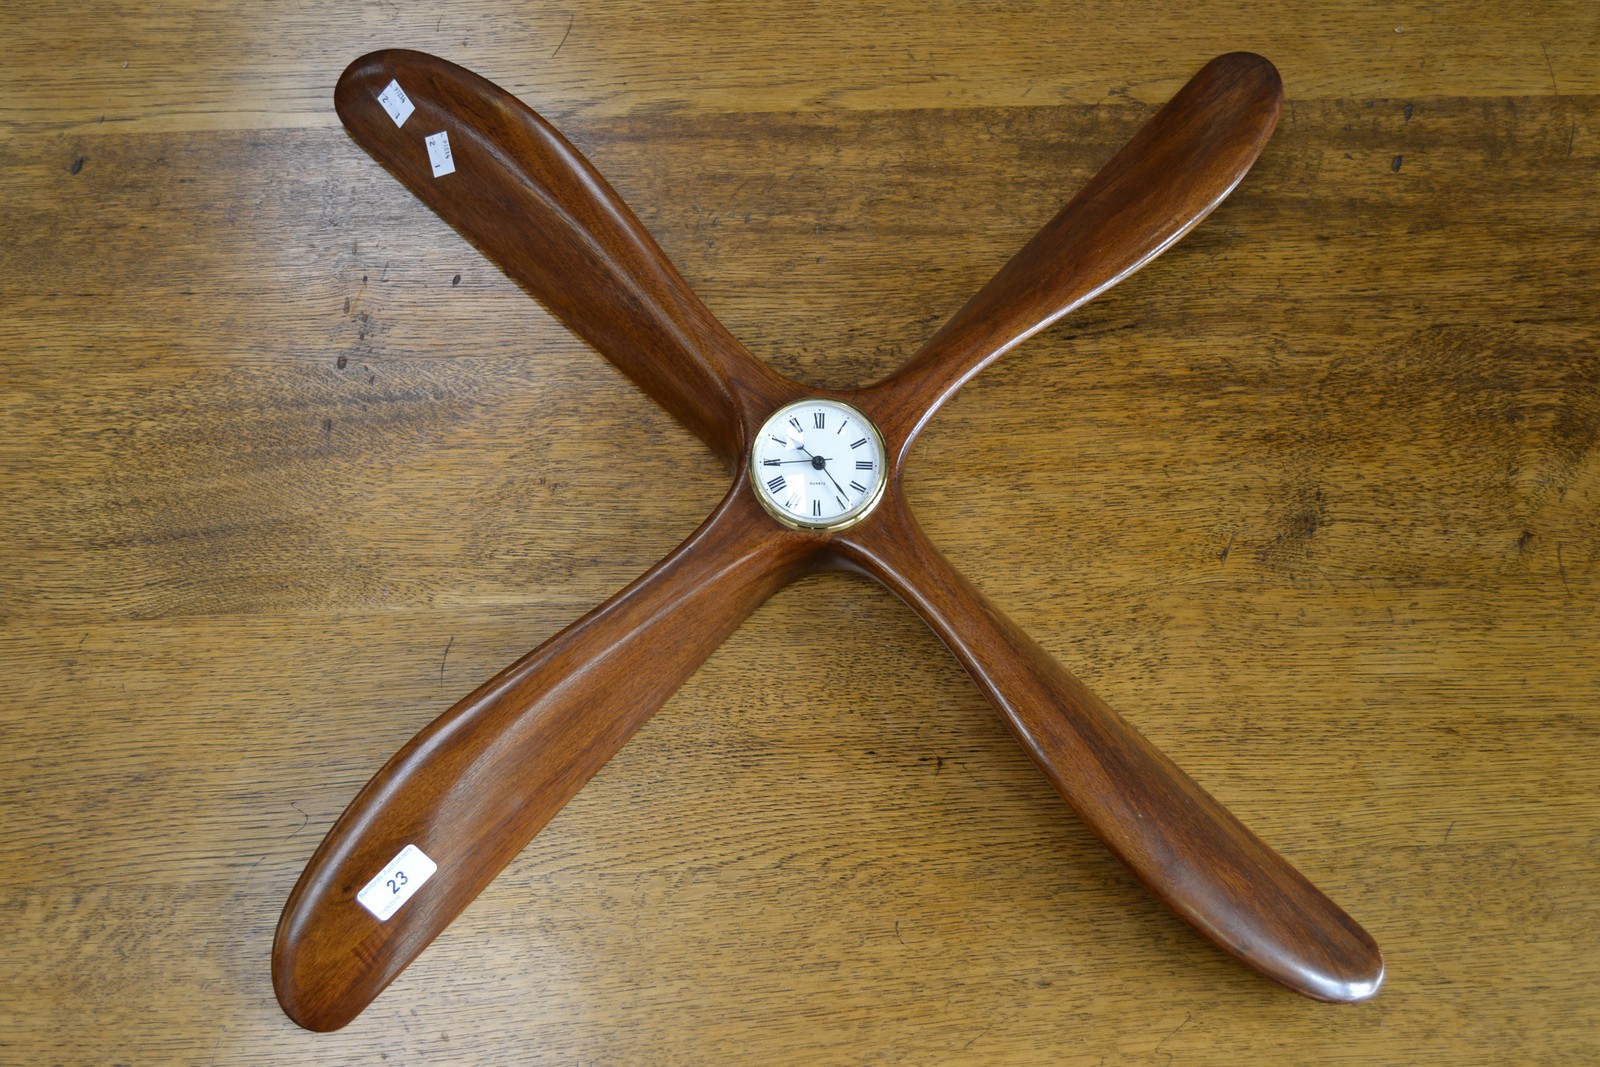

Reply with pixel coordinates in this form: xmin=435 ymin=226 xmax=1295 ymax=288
xmin=1 ymin=2 xmax=1596 ymax=1063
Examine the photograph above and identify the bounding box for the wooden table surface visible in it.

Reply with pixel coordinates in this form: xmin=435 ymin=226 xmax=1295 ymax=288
xmin=3 ymin=2 xmax=1596 ymax=1063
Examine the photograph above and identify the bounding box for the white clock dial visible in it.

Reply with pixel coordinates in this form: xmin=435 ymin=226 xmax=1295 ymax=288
xmin=750 ymin=398 xmax=887 ymax=530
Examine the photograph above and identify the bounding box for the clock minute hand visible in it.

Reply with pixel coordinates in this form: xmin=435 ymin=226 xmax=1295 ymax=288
xmin=790 ymin=443 xmax=853 ymax=503
xmin=819 ymin=464 xmax=851 ymax=503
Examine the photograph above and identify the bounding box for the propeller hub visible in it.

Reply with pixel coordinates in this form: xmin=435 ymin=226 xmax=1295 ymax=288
xmin=749 ymin=398 xmax=887 ymax=532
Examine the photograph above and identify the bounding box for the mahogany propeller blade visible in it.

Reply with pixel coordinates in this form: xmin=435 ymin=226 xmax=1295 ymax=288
xmin=335 ymin=49 xmax=790 ymax=464
xmin=870 ymin=52 xmax=1283 ymax=452
xmin=273 ymin=482 xmax=817 ymax=1031
xmin=833 ymin=497 xmax=1384 ymax=1002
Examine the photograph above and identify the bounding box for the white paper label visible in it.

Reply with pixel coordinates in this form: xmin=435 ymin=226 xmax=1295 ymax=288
xmin=377 ymin=79 xmax=415 ymax=128
xmin=424 ymin=130 xmax=456 ymax=177
xmin=356 ymin=843 xmax=437 ymax=921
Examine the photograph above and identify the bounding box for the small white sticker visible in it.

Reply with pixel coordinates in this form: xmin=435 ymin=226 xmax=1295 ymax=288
xmin=356 ymin=843 xmax=437 ymax=921
xmin=377 ymin=79 xmax=415 ymax=128
xmin=424 ymin=130 xmax=455 ymax=177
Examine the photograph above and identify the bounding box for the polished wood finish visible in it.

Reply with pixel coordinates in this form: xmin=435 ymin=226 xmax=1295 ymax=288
xmin=6 ymin=4 xmax=1598 ymax=1062
xmin=875 ymin=52 xmax=1284 ymax=447
xmin=273 ymin=48 xmax=1381 ymax=1029
xmin=833 ymin=495 xmax=1380 ymax=1003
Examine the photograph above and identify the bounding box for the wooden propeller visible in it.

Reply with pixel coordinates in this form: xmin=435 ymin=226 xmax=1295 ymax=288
xmin=274 ymin=49 xmax=1383 ymax=1032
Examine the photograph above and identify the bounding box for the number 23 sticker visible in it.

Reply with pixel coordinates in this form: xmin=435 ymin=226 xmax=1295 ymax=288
xmin=356 ymin=844 xmax=438 ymax=921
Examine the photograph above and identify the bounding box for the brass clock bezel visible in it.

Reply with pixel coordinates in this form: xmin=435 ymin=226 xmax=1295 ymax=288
xmin=749 ymin=398 xmax=888 ymax=532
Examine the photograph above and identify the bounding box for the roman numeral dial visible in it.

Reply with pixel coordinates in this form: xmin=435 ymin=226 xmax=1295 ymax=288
xmin=748 ymin=398 xmax=887 ymax=531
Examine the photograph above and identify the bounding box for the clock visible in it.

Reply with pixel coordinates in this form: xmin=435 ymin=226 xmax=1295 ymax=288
xmin=749 ymin=398 xmax=887 ymax=530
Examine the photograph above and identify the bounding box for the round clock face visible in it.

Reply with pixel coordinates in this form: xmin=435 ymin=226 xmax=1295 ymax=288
xmin=750 ymin=398 xmax=887 ymax=530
